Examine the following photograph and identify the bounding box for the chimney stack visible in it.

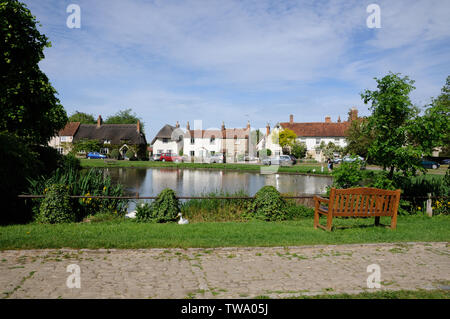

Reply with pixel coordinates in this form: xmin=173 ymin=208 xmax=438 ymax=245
xmin=266 ymin=123 xmax=270 ymax=136
xmin=176 ymin=121 xmax=180 ymax=128
xmin=186 ymin=121 xmax=190 ymax=131
xmin=137 ymin=120 xmax=140 ymax=133
xmin=221 ymin=121 xmax=225 ymax=131
xmin=289 ymin=114 xmax=294 ymax=124
xmin=325 ymin=116 xmax=331 ymax=123
xmin=97 ymin=115 xmax=102 ymax=128
xmin=351 ymin=107 xmax=358 ymax=121
xmin=337 ymin=116 xmax=341 ymax=123
xmin=246 ymin=120 xmax=250 ymax=130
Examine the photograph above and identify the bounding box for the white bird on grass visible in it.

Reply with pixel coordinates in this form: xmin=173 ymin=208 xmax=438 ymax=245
xmin=177 ymin=212 xmax=189 ymax=224
xmin=125 ymin=210 xmax=137 ymax=219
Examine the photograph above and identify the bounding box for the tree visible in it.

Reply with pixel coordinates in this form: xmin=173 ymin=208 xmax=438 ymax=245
xmin=408 ymin=76 xmax=450 ymax=157
xmin=105 ymin=108 xmax=144 ymax=132
xmin=272 ymin=128 xmax=297 ymax=154
xmin=1 ymin=0 xmax=67 ymax=145
xmin=344 ymin=117 xmax=375 ymax=159
xmin=291 ymin=141 xmax=307 ymax=159
xmin=69 ymin=111 xmax=95 ymax=124
xmin=361 ymin=72 xmax=422 ymax=178
xmin=71 ymin=139 xmax=101 ymax=154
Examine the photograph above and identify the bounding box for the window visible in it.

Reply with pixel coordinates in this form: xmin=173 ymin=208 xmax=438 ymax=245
xmin=157 ymin=149 xmax=163 ymax=154
xmin=316 ymin=139 xmax=320 ymax=145
xmin=190 ymin=138 xmax=195 ymax=144
xmin=210 ymin=136 xmax=215 ymax=144
xmin=234 ymin=135 xmax=240 ymax=144
xmin=100 ymin=148 xmax=109 ymax=154
xmin=60 ymin=136 xmax=68 ymax=142
xmin=190 ymin=151 xmax=195 ymax=156
xmin=57 ymin=147 xmax=64 ymax=154
xmin=162 ymin=138 xmax=169 ymax=143
xmin=103 ymin=140 xmax=111 ymax=144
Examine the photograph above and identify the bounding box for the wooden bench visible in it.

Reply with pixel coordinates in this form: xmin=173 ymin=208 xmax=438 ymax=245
xmin=314 ymin=187 xmax=401 ymax=231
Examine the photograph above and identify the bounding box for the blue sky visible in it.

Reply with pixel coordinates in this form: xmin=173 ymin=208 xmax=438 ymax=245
xmin=23 ymin=0 xmax=450 ymax=139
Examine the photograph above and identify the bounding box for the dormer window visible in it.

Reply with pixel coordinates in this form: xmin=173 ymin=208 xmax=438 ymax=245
xmin=103 ymin=140 xmax=111 ymax=144
xmin=210 ymin=136 xmax=215 ymax=144
xmin=162 ymin=138 xmax=169 ymax=143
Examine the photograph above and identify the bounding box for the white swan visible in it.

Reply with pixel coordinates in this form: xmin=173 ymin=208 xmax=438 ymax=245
xmin=177 ymin=213 xmax=189 ymax=224
xmin=125 ymin=210 xmax=137 ymax=219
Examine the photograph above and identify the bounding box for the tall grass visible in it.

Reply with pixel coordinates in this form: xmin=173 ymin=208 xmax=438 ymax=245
xmin=27 ymin=168 xmax=127 ymax=221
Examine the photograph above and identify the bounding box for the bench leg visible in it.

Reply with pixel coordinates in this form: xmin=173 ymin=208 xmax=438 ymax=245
xmin=374 ymin=216 xmax=380 ymax=226
xmin=326 ymin=213 xmax=333 ymax=231
xmin=390 ymin=214 xmax=397 ymax=229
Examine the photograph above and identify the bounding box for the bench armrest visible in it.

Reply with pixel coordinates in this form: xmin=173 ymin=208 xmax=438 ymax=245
xmin=314 ymin=195 xmax=329 ymax=204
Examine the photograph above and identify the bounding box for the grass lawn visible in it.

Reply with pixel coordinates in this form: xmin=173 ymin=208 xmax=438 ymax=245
xmin=80 ymin=159 xmax=331 ymax=175
xmin=1 ymin=215 xmax=449 ymax=250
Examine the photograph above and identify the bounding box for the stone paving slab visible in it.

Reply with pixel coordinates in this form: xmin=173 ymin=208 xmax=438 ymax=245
xmin=0 ymin=242 xmax=449 ymax=299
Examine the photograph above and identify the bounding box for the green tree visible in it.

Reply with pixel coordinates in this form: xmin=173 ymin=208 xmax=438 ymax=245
xmin=1 ymin=0 xmax=67 ymax=144
xmin=361 ymin=72 xmax=424 ymax=178
xmin=105 ymin=108 xmax=144 ymax=132
xmin=272 ymin=128 xmax=297 ymax=154
xmin=69 ymin=111 xmax=95 ymax=124
xmin=291 ymin=141 xmax=307 ymax=159
xmin=72 ymin=139 xmax=101 ymax=154
xmin=344 ymin=117 xmax=375 ymax=160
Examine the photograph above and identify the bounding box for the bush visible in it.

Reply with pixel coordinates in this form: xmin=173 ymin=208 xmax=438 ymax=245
xmin=59 ymin=153 xmax=81 ymax=171
xmin=126 ymin=149 xmax=135 ymax=159
xmin=245 ymin=186 xmax=288 ymax=221
xmin=136 ymin=189 xmax=180 ymax=223
xmin=331 ymin=160 xmax=364 ymax=189
xmin=37 ymin=184 xmax=75 ymax=223
xmin=110 ymin=149 xmax=120 ymax=160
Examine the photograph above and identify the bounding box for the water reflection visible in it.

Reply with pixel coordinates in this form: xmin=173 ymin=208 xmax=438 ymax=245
xmin=105 ymin=168 xmax=332 ymax=196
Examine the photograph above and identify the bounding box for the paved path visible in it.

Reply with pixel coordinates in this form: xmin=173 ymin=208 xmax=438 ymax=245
xmin=1 ymin=242 xmax=449 ymax=299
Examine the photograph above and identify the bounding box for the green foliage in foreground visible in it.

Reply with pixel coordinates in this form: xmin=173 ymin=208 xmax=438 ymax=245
xmin=0 ymin=215 xmax=448 ymax=249
xmin=277 ymin=289 xmax=450 ymax=299
xmin=136 ymin=188 xmax=180 ymax=223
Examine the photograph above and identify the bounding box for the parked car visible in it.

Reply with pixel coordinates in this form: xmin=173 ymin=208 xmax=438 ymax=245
xmin=421 ymin=160 xmax=440 ymax=169
xmin=333 ymin=158 xmax=342 ymax=164
xmin=86 ymin=152 xmax=106 ymax=159
xmin=441 ymin=159 xmax=450 ymax=165
xmin=159 ymin=153 xmax=183 ymax=162
xmin=262 ymin=155 xmax=293 ymax=166
xmin=208 ymin=154 xmax=224 ymax=163
xmin=342 ymin=155 xmax=364 ymax=163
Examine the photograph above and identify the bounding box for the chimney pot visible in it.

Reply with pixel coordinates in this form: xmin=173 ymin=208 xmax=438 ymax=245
xmin=247 ymin=121 xmax=250 ymax=130
xmin=289 ymin=114 xmax=294 ymax=124
xmin=325 ymin=116 xmax=331 ymax=123
xmin=186 ymin=121 xmax=190 ymax=131
xmin=97 ymin=115 xmax=102 ymax=128
xmin=221 ymin=121 xmax=225 ymax=131
xmin=266 ymin=123 xmax=270 ymax=136
xmin=176 ymin=121 xmax=180 ymax=128
xmin=137 ymin=120 xmax=140 ymax=133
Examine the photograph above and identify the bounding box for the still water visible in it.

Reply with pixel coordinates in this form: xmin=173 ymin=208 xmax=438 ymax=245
xmin=105 ymin=168 xmax=332 ymax=197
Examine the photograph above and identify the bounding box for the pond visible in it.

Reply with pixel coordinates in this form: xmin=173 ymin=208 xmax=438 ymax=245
xmin=104 ymin=167 xmax=332 ymax=197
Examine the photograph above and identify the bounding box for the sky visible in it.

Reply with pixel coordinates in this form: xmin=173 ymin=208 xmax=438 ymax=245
xmin=22 ymin=0 xmax=450 ymax=140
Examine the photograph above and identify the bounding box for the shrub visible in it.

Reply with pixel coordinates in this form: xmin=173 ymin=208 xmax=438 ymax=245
xmin=245 ymin=186 xmax=288 ymax=221
xmin=136 ymin=189 xmax=180 ymax=223
xmin=37 ymin=184 xmax=75 ymax=223
xmin=126 ymin=149 xmax=135 ymax=159
xmin=331 ymin=160 xmax=364 ymax=189
xmin=135 ymin=202 xmax=153 ymax=221
xmin=59 ymin=153 xmax=81 ymax=171
xmin=110 ymin=149 xmax=120 ymax=159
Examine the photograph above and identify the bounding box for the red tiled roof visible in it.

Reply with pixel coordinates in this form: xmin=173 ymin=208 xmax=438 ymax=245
xmin=280 ymin=121 xmax=350 ymax=137
xmin=59 ymin=122 xmax=80 ymax=136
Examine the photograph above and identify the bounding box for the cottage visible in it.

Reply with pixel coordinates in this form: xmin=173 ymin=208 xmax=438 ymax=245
xmin=150 ymin=122 xmax=184 ymax=156
xmin=49 ymin=115 xmax=147 ymax=159
xmin=183 ymin=121 xmax=251 ymax=162
xmin=258 ymin=109 xmax=357 ymax=162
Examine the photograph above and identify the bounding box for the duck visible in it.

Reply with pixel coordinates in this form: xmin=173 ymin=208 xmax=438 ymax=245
xmin=177 ymin=212 xmax=189 ymax=224
xmin=125 ymin=210 xmax=137 ymax=219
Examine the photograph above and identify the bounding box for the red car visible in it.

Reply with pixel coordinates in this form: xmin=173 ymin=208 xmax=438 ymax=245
xmin=159 ymin=153 xmax=183 ymax=162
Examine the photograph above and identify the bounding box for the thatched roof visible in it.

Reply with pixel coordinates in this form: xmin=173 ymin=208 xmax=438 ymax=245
xmin=73 ymin=124 xmax=147 ymax=145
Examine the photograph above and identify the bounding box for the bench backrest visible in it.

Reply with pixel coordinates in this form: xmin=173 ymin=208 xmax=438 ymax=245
xmin=329 ymin=187 xmax=401 ymax=217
